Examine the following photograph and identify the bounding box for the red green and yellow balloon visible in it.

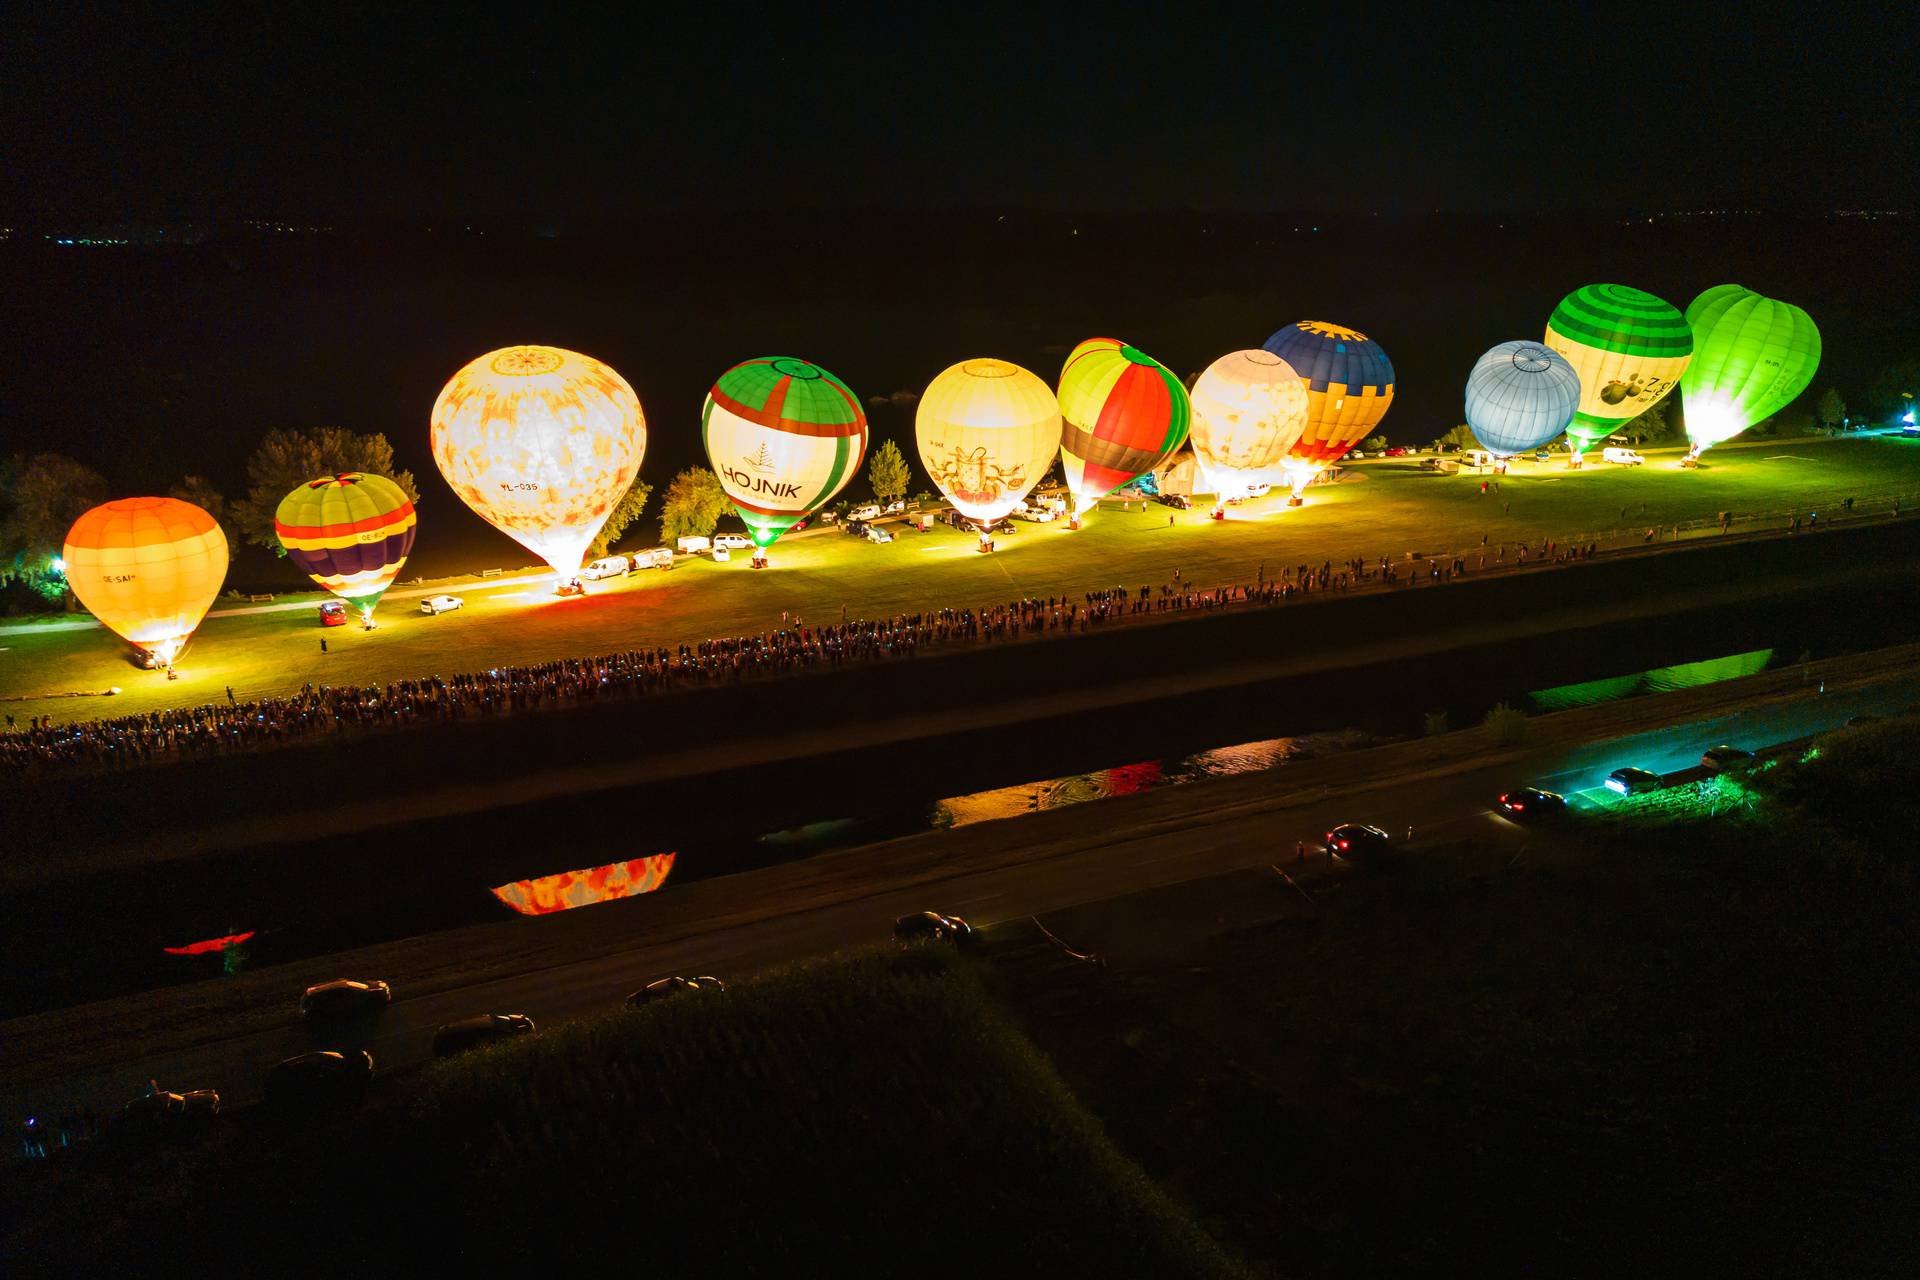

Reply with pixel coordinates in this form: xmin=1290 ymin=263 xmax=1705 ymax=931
xmin=62 ymin=497 xmax=229 ymax=668
xmin=430 ymin=345 xmax=647 ymax=582
xmin=273 ymin=473 xmax=418 ymax=621
xmin=1055 ymin=338 xmax=1191 ymax=518
xmin=1680 ymin=285 xmax=1820 ymax=458
xmin=1542 ymin=284 xmax=1692 ymax=459
xmin=702 ymin=357 xmax=868 ymax=554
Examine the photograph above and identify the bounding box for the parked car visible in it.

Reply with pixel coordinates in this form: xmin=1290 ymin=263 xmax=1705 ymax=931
xmin=626 ymin=976 xmax=727 ymax=1008
xmin=432 ymin=1013 xmax=536 ymax=1057
xmin=1154 ymin=492 xmax=1192 ymax=509
xmin=713 ymin=533 xmax=752 ymax=550
xmin=1013 ymin=504 xmax=1057 ymax=522
xmin=418 ymin=594 xmax=463 ymax=616
xmin=1324 ymin=823 xmax=1392 ymax=858
xmin=1700 ymin=744 xmax=1756 ymax=772
xmin=300 ymin=978 xmax=392 ymax=1023
xmin=883 ymin=499 xmax=908 ymax=515
xmin=848 ymin=504 xmax=882 ymax=522
xmin=844 ymin=519 xmax=867 ymax=536
xmin=1497 ymin=787 xmax=1567 ymax=819
xmin=580 ymin=555 xmax=630 ymax=580
xmin=710 ymin=546 xmax=731 ymax=562
xmin=865 ymin=525 xmax=894 ymax=544
xmin=1383 ymin=446 xmax=1410 ymax=457
xmin=893 ymin=911 xmax=975 ymax=948
xmin=1463 ymin=449 xmax=1498 ymax=468
xmin=119 ymin=1081 xmax=220 ymax=1132
xmin=1602 ymin=446 xmax=1645 ymax=466
xmin=1534 ymin=448 xmax=1554 ymax=462
xmin=675 ymin=535 xmax=712 ymax=555
xmin=265 ymin=1050 xmax=373 ymax=1108
xmin=993 ymin=520 xmax=1017 ymax=534
xmin=318 ymin=600 xmax=348 ymax=627
xmin=791 ymin=518 xmax=810 ymax=533
xmin=1604 ymin=766 xmax=1663 ymax=795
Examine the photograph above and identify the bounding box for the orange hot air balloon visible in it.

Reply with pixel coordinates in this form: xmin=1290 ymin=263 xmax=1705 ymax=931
xmin=430 ymin=345 xmax=647 ymax=581
xmin=63 ymin=497 xmax=229 ymax=667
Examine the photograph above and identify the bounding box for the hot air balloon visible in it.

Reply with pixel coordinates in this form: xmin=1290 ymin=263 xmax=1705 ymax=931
xmin=703 ymin=357 xmax=868 ymax=563
xmin=915 ymin=359 xmax=1060 ymax=549
xmin=1262 ymin=321 xmax=1395 ymax=500
xmin=63 ymin=497 xmax=228 ymax=669
xmin=1542 ymin=284 xmax=1692 ymax=462
xmin=1056 ymin=338 xmax=1191 ymax=523
xmin=429 ymin=345 xmax=646 ymax=586
xmin=1464 ymin=341 xmax=1582 ymax=459
xmin=1187 ymin=349 xmax=1308 ymax=516
xmin=273 ymin=473 xmax=417 ymax=623
xmin=1680 ymin=285 xmax=1820 ymax=459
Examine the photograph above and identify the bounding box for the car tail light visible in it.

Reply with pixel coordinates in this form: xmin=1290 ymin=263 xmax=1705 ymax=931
xmin=1338 ymin=840 xmax=1349 ymax=850
xmin=1512 ymin=802 xmax=1525 ymax=811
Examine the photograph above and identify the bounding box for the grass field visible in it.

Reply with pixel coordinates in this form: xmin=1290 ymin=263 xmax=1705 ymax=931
xmin=988 ymin=717 xmax=1920 ymax=1275
xmin=2 ymin=948 xmax=1247 ymax=1277
xmin=6 ymin=435 xmax=1918 ymax=725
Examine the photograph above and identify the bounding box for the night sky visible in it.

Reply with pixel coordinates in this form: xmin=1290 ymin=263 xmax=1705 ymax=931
xmin=4 ymin=1 xmax=1915 ymax=222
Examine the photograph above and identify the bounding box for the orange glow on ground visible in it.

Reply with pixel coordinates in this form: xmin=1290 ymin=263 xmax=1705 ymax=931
xmin=491 ymin=852 xmax=676 ymax=915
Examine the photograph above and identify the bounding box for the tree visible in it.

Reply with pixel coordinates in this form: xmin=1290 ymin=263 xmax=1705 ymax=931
xmin=1816 ymin=387 xmax=1848 ymax=431
xmin=1620 ymin=401 xmax=1675 ymax=446
xmin=1363 ymin=435 xmax=1389 ymax=453
xmin=586 ymin=477 xmax=654 ymax=560
xmin=169 ymin=475 xmax=236 ymax=548
xmin=0 ymin=453 xmax=108 ymax=600
xmin=868 ymin=439 xmax=911 ymax=504
xmin=235 ymin=427 xmax=419 ymax=552
xmin=1481 ymin=701 xmax=1529 ymax=746
xmin=658 ymin=468 xmax=730 ymax=542
xmin=1432 ymin=424 xmax=1477 ymax=451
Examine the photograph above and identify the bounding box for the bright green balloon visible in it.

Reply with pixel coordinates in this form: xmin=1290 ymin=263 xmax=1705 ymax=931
xmin=1680 ymin=285 xmax=1820 ymax=455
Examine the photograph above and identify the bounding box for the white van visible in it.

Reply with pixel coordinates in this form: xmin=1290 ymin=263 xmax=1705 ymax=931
xmin=675 ymin=535 xmax=711 ymax=555
xmin=636 ymin=547 xmax=674 ymax=569
xmin=581 ymin=556 xmax=630 ymax=581
xmin=1463 ymin=449 xmax=1498 ymax=469
xmin=1602 ymin=447 xmax=1645 ymax=466
xmin=848 ymin=504 xmax=882 ymax=522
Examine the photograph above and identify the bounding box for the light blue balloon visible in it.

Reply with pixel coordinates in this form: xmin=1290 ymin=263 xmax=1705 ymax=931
xmin=1464 ymin=341 xmax=1581 ymax=457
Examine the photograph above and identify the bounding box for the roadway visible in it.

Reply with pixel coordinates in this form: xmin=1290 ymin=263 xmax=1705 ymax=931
xmin=3 ymin=655 xmax=1911 ymax=1130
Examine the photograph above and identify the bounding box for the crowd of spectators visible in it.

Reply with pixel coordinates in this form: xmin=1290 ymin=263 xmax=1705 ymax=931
xmin=0 ymin=536 xmax=1595 ymax=774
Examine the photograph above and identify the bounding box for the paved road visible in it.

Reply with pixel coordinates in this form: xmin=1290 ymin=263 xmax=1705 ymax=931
xmin=4 ymin=665 xmax=1908 ymax=1132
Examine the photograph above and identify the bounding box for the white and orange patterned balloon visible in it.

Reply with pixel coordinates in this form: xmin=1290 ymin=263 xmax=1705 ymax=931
xmin=430 ymin=345 xmax=646 ymax=578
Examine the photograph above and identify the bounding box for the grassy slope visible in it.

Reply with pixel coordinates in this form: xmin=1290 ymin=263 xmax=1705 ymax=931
xmin=988 ymin=724 xmax=1920 ymax=1276
xmin=5 ymin=436 xmax=1916 ymax=725
xmin=3 ymin=949 xmax=1247 ymax=1278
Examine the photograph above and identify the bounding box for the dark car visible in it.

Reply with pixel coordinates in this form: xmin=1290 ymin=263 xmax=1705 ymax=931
xmin=1700 ymin=745 xmax=1756 ymax=773
xmin=119 ymin=1080 xmax=220 ymax=1132
xmin=265 ymin=1050 xmax=374 ymax=1107
xmin=893 ymin=911 xmax=975 ymax=947
xmin=626 ymin=975 xmax=727 ymax=1008
xmin=1154 ymin=492 xmax=1192 ymax=510
xmin=1497 ymin=787 xmax=1567 ymax=819
xmin=432 ymin=1013 xmax=536 ymax=1057
xmin=1324 ymin=823 xmax=1392 ymax=858
xmin=300 ymin=979 xmax=392 ymax=1023
xmin=1604 ymin=767 xmax=1663 ymax=795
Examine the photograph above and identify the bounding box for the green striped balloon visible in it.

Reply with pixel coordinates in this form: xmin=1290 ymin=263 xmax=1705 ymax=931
xmin=1542 ymin=283 xmax=1693 ymax=455
xmin=702 ymin=357 xmax=868 ymax=549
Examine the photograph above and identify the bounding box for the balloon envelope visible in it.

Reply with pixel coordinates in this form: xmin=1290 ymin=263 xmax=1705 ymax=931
xmin=429 ymin=346 xmax=646 ymax=578
xmin=1261 ymin=321 xmax=1395 ymax=485
xmin=274 ymin=472 xmax=417 ymax=616
xmin=1056 ymin=338 xmax=1191 ymax=514
xmin=703 ymin=357 xmax=868 ymax=548
xmin=1188 ymin=349 xmax=1308 ymax=500
xmin=915 ymin=359 xmax=1060 ymax=524
xmin=1464 ymin=341 xmax=1581 ymax=457
xmin=63 ymin=497 xmax=228 ymax=664
xmin=1542 ymin=284 xmax=1692 ymax=454
xmin=1680 ymin=285 xmax=1820 ymax=453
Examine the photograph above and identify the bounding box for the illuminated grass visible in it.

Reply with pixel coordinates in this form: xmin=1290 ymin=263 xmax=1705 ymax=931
xmin=3 ymin=435 xmax=1914 ymax=724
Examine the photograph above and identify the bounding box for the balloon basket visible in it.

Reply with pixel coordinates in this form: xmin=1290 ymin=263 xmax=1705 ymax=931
xmin=1210 ymin=508 xmax=1225 ymax=522
xmin=1286 ymin=495 xmax=1304 ymax=508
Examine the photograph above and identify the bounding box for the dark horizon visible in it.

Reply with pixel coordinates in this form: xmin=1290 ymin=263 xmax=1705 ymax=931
xmin=5 ymin=2 xmax=1914 ymax=223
